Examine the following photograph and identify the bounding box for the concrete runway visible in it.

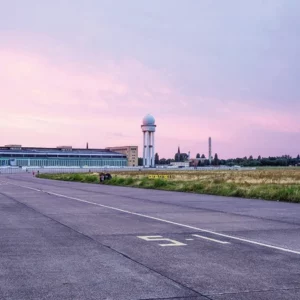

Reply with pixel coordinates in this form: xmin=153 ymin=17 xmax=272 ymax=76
xmin=0 ymin=174 xmax=300 ymax=300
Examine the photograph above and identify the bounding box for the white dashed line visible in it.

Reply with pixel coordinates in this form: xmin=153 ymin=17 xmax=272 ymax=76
xmin=192 ymin=234 xmax=230 ymax=244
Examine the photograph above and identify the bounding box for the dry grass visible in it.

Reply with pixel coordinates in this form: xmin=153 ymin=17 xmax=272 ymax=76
xmin=103 ymin=168 xmax=300 ymax=184
xmin=39 ymin=168 xmax=300 ymax=203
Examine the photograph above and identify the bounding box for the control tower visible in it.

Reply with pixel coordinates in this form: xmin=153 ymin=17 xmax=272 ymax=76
xmin=141 ymin=114 xmax=156 ymax=168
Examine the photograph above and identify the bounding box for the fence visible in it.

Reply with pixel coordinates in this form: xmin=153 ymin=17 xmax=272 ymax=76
xmin=0 ymin=165 xmax=256 ymax=175
xmin=0 ymin=167 xmax=140 ymax=175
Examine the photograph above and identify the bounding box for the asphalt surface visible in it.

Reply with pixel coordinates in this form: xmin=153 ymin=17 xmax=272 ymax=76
xmin=0 ymin=174 xmax=300 ymax=300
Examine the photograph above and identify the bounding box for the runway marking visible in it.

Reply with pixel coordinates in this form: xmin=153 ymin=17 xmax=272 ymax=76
xmin=193 ymin=234 xmax=230 ymax=244
xmin=21 ymin=186 xmax=41 ymax=192
xmin=185 ymin=238 xmax=194 ymax=241
xmin=4 ymin=182 xmax=42 ymax=192
xmin=137 ymin=235 xmax=186 ymax=247
xmin=6 ymin=182 xmax=300 ymax=256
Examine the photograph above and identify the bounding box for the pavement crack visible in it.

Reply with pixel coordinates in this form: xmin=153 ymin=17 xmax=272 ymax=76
xmin=99 ymin=244 xmax=212 ymax=300
xmin=139 ymin=296 xmax=201 ymax=300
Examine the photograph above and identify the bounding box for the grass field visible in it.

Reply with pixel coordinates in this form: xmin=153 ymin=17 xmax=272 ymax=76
xmin=38 ymin=168 xmax=300 ymax=203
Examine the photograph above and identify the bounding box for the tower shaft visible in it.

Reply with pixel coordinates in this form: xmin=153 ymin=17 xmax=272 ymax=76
xmin=143 ymin=131 xmax=155 ymax=167
xmin=209 ymin=137 xmax=212 ymax=165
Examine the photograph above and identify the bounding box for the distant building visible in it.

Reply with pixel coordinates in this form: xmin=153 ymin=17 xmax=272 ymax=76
xmin=170 ymin=161 xmax=190 ymax=168
xmin=105 ymin=146 xmax=138 ymax=167
xmin=0 ymin=145 xmax=127 ymax=167
xmin=189 ymin=157 xmax=206 ymax=167
xmin=175 ymin=146 xmax=189 ymax=162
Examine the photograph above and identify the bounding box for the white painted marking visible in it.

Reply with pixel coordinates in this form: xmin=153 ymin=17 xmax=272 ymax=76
xmin=7 ymin=183 xmax=300 ymax=256
xmin=22 ymin=186 xmax=41 ymax=192
xmin=193 ymin=234 xmax=230 ymax=244
xmin=185 ymin=238 xmax=194 ymax=241
xmin=6 ymin=182 xmax=41 ymax=192
xmin=137 ymin=235 xmax=186 ymax=247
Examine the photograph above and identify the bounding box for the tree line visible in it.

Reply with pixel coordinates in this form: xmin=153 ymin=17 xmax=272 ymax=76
xmin=138 ymin=153 xmax=300 ymax=167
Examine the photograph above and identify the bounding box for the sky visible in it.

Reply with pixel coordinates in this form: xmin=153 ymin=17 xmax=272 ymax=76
xmin=0 ymin=0 xmax=299 ymax=159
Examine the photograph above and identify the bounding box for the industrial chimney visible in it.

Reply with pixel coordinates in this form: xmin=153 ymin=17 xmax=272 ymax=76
xmin=208 ymin=137 xmax=212 ymax=165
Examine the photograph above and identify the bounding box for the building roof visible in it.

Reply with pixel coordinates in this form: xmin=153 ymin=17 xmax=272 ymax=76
xmin=0 ymin=146 xmax=126 ymax=158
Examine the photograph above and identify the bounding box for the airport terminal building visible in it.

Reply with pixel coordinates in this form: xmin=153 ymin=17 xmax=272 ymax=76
xmin=0 ymin=145 xmax=127 ymax=168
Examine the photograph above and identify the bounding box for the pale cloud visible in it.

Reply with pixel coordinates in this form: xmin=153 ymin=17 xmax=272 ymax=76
xmin=0 ymin=47 xmax=191 ymax=151
xmin=223 ymin=102 xmax=300 ymax=133
xmin=1 ymin=47 xmax=299 ymax=158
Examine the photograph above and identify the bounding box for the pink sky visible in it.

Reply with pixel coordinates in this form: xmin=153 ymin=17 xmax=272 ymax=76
xmin=1 ymin=46 xmax=299 ymax=159
xmin=1 ymin=1 xmax=300 ymax=159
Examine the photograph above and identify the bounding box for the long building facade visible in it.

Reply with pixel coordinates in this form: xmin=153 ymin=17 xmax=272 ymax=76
xmin=0 ymin=145 xmax=127 ymax=168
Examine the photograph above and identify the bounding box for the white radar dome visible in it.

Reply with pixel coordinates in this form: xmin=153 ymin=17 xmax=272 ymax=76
xmin=142 ymin=114 xmax=155 ymax=126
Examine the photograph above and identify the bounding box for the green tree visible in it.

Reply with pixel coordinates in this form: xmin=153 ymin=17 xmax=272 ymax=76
xmin=196 ymin=153 xmax=200 ymax=158
xmin=138 ymin=157 xmax=143 ymax=166
xmin=155 ymin=153 xmax=159 ymax=164
xmin=213 ymin=153 xmax=219 ymax=165
xmin=201 ymin=154 xmax=206 ymax=159
xmin=159 ymin=158 xmax=166 ymax=165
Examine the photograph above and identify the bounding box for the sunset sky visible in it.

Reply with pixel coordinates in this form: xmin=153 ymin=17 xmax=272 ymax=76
xmin=1 ymin=0 xmax=299 ymax=159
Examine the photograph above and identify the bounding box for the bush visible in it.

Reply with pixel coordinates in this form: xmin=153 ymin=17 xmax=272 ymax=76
xmin=84 ymin=175 xmax=99 ymax=183
xmin=124 ymin=177 xmax=134 ymax=185
xmin=153 ymin=178 xmax=168 ymax=188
